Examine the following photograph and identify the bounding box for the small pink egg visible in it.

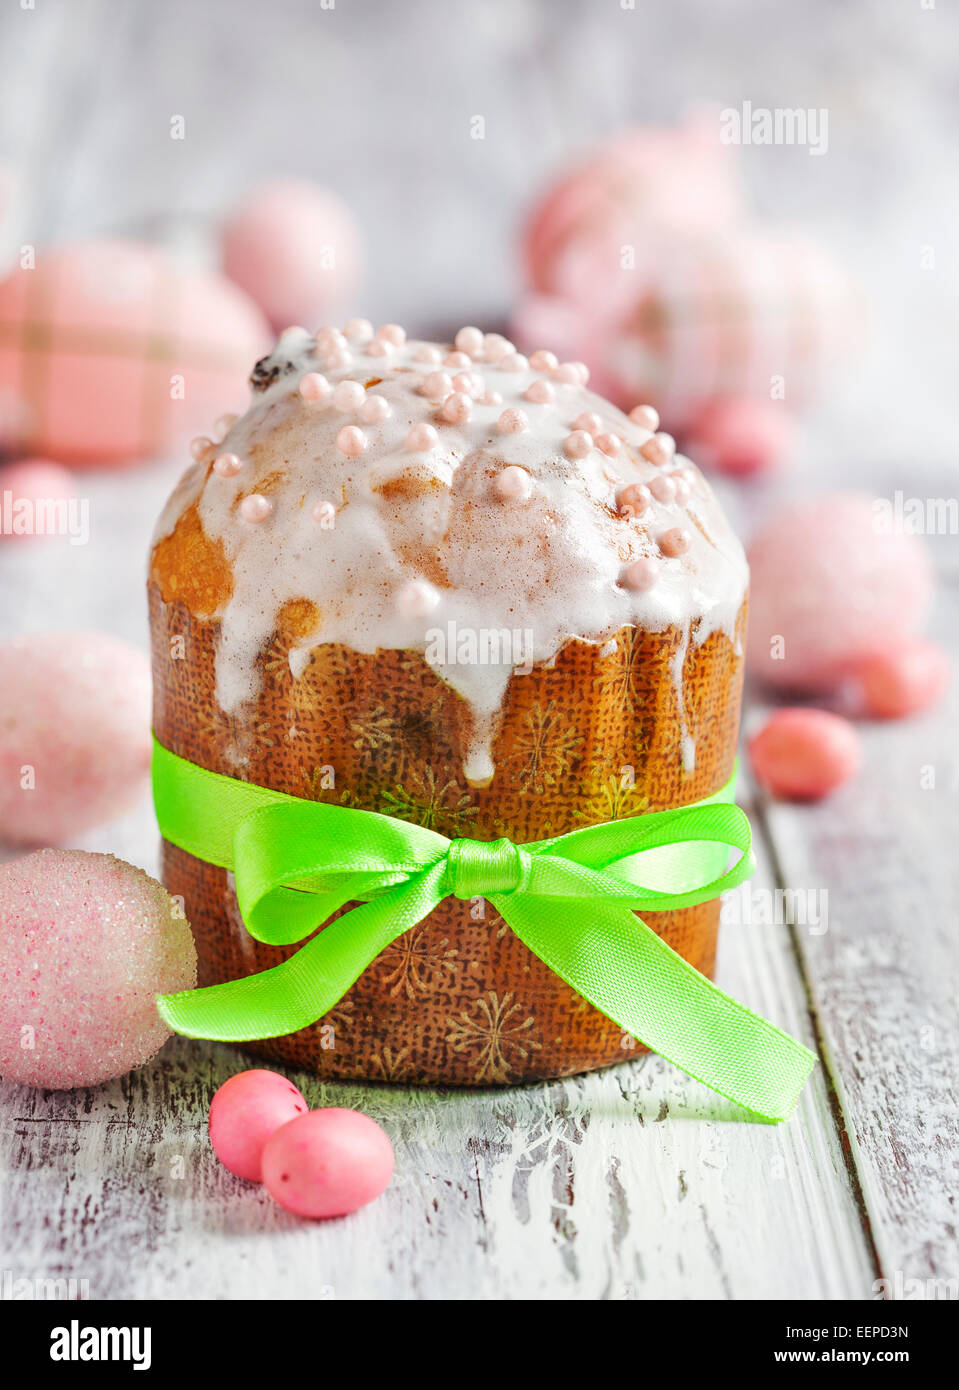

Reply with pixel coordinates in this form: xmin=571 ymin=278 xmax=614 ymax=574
xmin=0 ymin=460 xmax=76 ymax=542
xmin=209 ymin=1069 xmax=309 ymax=1182
xmin=299 ymin=372 xmax=331 ymax=403
xmin=749 ymin=708 xmax=861 ymax=801
xmin=622 ymin=556 xmax=659 ymax=591
xmin=454 ymin=326 xmax=484 ymax=356
xmin=855 ymin=640 xmax=949 ymax=720
xmin=261 ymin=1108 xmax=394 ymax=1219
xmin=629 ymin=404 xmax=660 ymax=432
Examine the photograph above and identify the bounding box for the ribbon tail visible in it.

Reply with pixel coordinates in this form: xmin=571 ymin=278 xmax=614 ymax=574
xmin=157 ymin=862 xmax=447 ymax=1042
xmin=495 ymin=895 xmax=816 ymax=1123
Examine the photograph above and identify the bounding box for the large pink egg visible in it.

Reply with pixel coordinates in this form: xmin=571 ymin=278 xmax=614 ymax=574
xmin=683 ymin=396 xmax=796 ymax=478
xmin=0 ymin=631 xmax=151 ymax=845
xmin=0 ymin=458 xmax=76 ymax=542
xmin=222 ymin=179 xmax=362 ymax=330
xmin=0 ymin=849 xmax=196 ymax=1088
xmin=855 ymin=640 xmax=949 ymax=720
xmin=749 ymin=708 xmax=861 ymax=801
xmin=746 ymin=494 xmax=934 ymax=691
xmin=261 ymin=1108 xmax=394 ymax=1219
xmin=209 ymin=1069 xmax=308 ymax=1182
xmin=0 ymin=239 xmax=270 ymax=467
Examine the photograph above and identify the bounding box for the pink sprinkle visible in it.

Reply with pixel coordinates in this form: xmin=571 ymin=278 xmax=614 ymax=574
xmin=493 ymin=466 xmax=533 ymax=501
xmin=483 ymin=333 xmax=514 ymax=363
xmin=640 ymin=434 xmax=674 ymax=467
xmin=325 ymin=349 xmax=353 ymax=370
xmin=299 ymin=372 xmax=331 ymax=402
xmin=421 ymin=370 xmax=453 ymax=399
xmin=315 ymin=328 xmax=347 ymax=355
xmin=213 ymin=452 xmax=243 ymax=478
xmin=377 ymin=323 xmax=406 ymax=346
xmin=336 ymin=425 xmax=367 ymax=457
xmin=595 ymin=432 xmax=622 ymax=457
xmin=365 ymin=339 xmax=392 ymax=358
xmin=359 ymin=393 xmax=391 ymax=423
xmin=454 ymin=326 xmax=484 ymax=357
xmin=529 ymin=349 xmax=558 ymax=371
xmin=499 ymin=353 xmax=529 ymax=372
xmin=312 ymin=500 xmax=337 ymax=525
xmin=553 ymin=362 xmax=582 ymax=385
xmin=525 ymin=379 xmax=555 ymax=405
xmin=622 ymin=557 xmax=659 ymax=591
xmin=190 ymin=436 xmax=213 ymax=461
xmin=414 ymin=344 xmax=443 ymax=365
xmin=649 ymin=475 xmax=677 ymax=504
xmin=629 ymin=404 xmax=660 ymax=432
xmin=573 ymin=411 xmax=603 ymax=435
xmin=564 ymin=430 xmax=593 ymax=458
xmin=659 ymin=527 xmax=691 ymax=557
xmin=239 ymin=494 xmax=273 ymax=523
xmin=445 ymin=350 xmax=472 ymax=370
xmin=396 ymin=579 xmax=439 ymax=617
xmin=441 ymin=392 xmax=472 ymax=424
xmin=617 ymin=483 xmax=651 ymax=517
xmin=497 ymin=408 xmax=529 ymax=434
xmin=406 ymin=423 xmax=439 ymax=451
xmin=213 ymin=412 xmax=238 ymax=441
xmin=332 ymin=380 xmax=365 ymax=411
xmin=343 ymin=318 xmax=373 ymax=342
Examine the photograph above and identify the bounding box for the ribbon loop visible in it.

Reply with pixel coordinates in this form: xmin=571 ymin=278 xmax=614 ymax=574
xmin=446 ymin=836 xmax=529 ymax=899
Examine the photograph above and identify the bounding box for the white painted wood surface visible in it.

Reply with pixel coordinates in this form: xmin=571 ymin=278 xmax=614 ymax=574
xmin=1 ymin=0 xmax=957 ymax=1300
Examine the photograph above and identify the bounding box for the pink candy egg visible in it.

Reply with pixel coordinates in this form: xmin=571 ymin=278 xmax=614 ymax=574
xmin=0 ymin=459 xmax=76 ymax=542
xmin=261 ymin=1108 xmax=394 ymax=1219
xmin=854 ymin=640 xmax=949 ymax=720
xmin=746 ymin=494 xmax=935 ymax=692
xmin=0 ymin=239 xmax=270 ymax=467
xmin=0 ymin=850 xmax=196 ymax=1088
xmin=222 ymin=178 xmax=362 ymax=330
xmin=749 ymin=708 xmax=861 ymax=801
xmin=209 ymin=1069 xmax=308 ymax=1182
xmin=684 ymin=396 xmax=796 ymax=477
xmin=0 ymin=631 xmax=151 ymax=845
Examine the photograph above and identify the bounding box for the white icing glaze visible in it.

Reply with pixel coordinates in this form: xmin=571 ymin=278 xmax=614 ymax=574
xmin=154 ymin=327 xmax=748 ymax=780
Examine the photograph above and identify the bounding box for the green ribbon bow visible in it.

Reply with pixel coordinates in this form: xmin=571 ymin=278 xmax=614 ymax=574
xmin=153 ymin=738 xmax=816 ymax=1121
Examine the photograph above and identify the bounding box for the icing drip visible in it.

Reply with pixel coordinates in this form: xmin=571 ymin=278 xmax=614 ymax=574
xmin=156 ymin=326 xmax=748 ymax=781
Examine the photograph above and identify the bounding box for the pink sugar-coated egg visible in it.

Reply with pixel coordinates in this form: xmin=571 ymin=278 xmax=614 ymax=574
xmin=854 ymin=640 xmax=949 ymax=720
xmin=749 ymin=708 xmax=862 ymax=802
xmin=209 ymin=1069 xmax=309 ymax=1182
xmin=221 ymin=179 xmax=362 ymax=331
xmin=0 ymin=239 xmax=269 ymax=467
xmin=261 ymin=1108 xmax=394 ymax=1219
xmin=0 ymin=631 xmax=151 ymax=845
xmin=684 ymin=396 xmax=796 ymax=478
xmin=0 ymin=850 xmax=196 ymax=1088
xmin=747 ymin=494 xmax=935 ymax=692
xmin=0 ymin=459 xmax=76 ymax=542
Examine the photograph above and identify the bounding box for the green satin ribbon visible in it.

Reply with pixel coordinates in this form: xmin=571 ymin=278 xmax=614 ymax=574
xmin=152 ymin=738 xmax=816 ymax=1121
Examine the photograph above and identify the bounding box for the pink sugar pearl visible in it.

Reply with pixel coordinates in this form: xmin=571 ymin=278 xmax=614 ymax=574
xmin=324 ymin=348 xmax=353 ymax=370
xmin=497 ymin=408 xmax=529 ymax=434
xmin=298 ymin=372 xmax=331 ymax=402
xmin=376 ymin=323 xmax=406 ymax=346
xmin=209 ymin=1069 xmax=308 ymax=1182
xmin=452 ymin=371 xmax=482 ymax=398
xmin=213 ymin=452 xmax=243 ymax=478
xmin=359 ymin=393 xmax=391 ymax=423
xmin=595 ymin=432 xmax=622 ymax=457
xmin=315 ymin=327 xmax=347 ymax=356
xmin=445 ymin=350 xmax=472 ymax=370
xmin=629 ymin=404 xmax=660 ymax=432
xmin=239 ymin=493 xmax=273 ymax=523
xmin=261 ymin=1108 xmax=394 ymax=1219
xmin=499 ymin=352 xmax=529 ymax=372
xmin=190 ymin=436 xmax=214 ymax=461
xmin=564 ymin=429 xmax=593 ymax=458
xmin=364 ymin=339 xmax=392 ymax=359
xmin=618 ymin=483 xmax=651 ymax=517
xmin=421 ymin=370 xmax=453 ymax=399
xmin=396 ymin=579 xmax=439 ymax=617
xmin=343 ymin=317 xmax=373 ymax=342
xmin=649 ymin=475 xmax=677 ymax=505
xmin=483 ymin=333 xmax=514 ymax=362
xmin=622 ymin=556 xmax=659 ymax=591
xmin=0 ymin=631 xmax=150 ymax=844
xmin=213 ymin=412 xmax=238 ymax=441
xmin=524 ymin=379 xmax=555 ymax=405
xmin=441 ymin=392 xmax=472 ymax=424
xmin=659 ymin=526 xmax=691 ymax=557
xmin=573 ymin=411 xmax=602 ymax=436
xmin=481 ymin=389 xmax=503 ymax=407
xmin=749 ymin=708 xmax=861 ymax=802
xmin=855 ymin=640 xmax=949 ymax=720
xmin=336 ymin=425 xmax=366 ymax=457
xmin=414 ymin=344 xmax=443 ymax=365
xmin=406 ymin=423 xmax=439 ymax=451
xmin=0 ymin=460 xmax=75 ymax=542
xmin=641 ymin=432 xmax=675 ymax=466
xmin=529 ymin=349 xmax=558 ymax=371
xmin=454 ymin=326 xmax=484 ymax=356
xmin=332 ymin=379 xmax=364 ymax=411
xmin=0 ymin=850 xmax=196 ymax=1089
xmin=493 ymin=465 xmax=533 ymax=502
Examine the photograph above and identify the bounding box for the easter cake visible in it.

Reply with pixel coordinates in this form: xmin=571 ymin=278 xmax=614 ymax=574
xmin=148 ymin=321 xmax=748 ymax=1084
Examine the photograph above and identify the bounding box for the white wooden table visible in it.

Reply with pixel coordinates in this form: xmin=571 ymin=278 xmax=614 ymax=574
xmin=1 ymin=0 xmax=958 ymax=1302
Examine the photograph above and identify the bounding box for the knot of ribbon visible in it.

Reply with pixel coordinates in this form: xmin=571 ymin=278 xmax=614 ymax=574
xmin=151 ymin=738 xmax=816 ymax=1122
